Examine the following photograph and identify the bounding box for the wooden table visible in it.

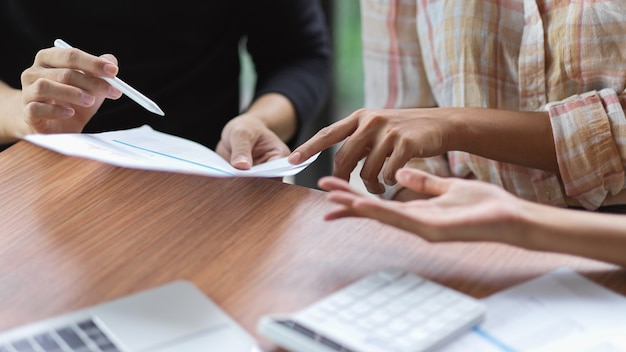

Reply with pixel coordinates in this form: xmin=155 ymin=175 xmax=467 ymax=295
xmin=1 ymin=141 xmax=625 ymax=351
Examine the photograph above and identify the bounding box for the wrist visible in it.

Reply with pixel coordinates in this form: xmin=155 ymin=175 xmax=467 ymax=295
xmin=509 ymin=199 xmax=537 ymax=247
xmin=512 ymin=199 xmax=565 ymax=252
xmin=443 ymin=108 xmax=472 ymax=152
xmin=0 ymin=85 xmax=33 ymax=144
xmin=244 ymin=94 xmax=297 ymax=142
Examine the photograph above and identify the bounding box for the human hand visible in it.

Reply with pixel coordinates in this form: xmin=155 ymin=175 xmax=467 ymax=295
xmin=216 ymin=113 xmax=291 ymax=170
xmin=318 ymin=168 xmax=525 ymax=243
xmin=289 ymin=108 xmax=453 ymax=194
xmin=20 ymin=45 xmax=122 ymax=134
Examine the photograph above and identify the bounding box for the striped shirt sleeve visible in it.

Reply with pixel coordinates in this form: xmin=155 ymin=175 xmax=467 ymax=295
xmin=548 ymin=89 xmax=626 ymax=209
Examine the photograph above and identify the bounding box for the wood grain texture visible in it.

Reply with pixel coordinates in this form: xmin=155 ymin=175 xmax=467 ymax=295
xmin=1 ymin=141 xmax=625 ymax=350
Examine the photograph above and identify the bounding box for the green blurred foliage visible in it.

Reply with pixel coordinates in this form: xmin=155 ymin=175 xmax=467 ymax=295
xmin=333 ymin=0 xmax=364 ymax=119
xmin=241 ymin=1 xmax=364 ymax=120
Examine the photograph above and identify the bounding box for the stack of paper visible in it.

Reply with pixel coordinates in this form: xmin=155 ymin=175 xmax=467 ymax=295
xmin=25 ymin=125 xmax=319 ymax=178
xmin=441 ymin=267 xmax=626 ymax=351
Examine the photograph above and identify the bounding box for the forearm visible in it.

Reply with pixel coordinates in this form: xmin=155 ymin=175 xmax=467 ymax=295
xmin=245 ymin=93 xmax=297 ymax=142
xmin=448 ymin=108 xmax=558 ymax=173
xmin=516 ymin=200 xmax=626 ymax=267
xmin=247 ymin=0 xmax=331 ymax=138
xmin=0 ymin=82 xmax=32 ymax=144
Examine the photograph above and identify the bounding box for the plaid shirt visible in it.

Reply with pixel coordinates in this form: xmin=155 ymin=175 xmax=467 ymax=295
xmin=360 ymin=0 xmax=626 ymax=209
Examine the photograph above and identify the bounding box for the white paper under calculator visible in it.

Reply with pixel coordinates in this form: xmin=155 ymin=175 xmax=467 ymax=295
xmin=440 ymin=267 xmax=626 ymax=352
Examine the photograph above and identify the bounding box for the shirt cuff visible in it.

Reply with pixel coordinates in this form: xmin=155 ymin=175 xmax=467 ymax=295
xmin=547 ymin=89 xmax=626 ymax=210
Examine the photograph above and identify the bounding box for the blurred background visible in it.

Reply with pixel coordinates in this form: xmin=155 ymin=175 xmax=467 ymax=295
xmin=328 ymin=0 xmax=364 ymax=119
xmin=241 ymin=1 xmax=364 ymax=189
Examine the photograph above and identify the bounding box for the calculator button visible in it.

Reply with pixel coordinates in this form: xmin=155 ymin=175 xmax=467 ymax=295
xmin=261 ymin=268 xmax=486 ymax=352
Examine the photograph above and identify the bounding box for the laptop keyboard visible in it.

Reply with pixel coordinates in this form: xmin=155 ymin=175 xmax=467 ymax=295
xmin=0 ymin=319 xmax=121 ymax=352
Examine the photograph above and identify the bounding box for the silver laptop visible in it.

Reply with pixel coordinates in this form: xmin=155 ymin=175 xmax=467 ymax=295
xmin=0 ymin=281 xmax=260 ymax=352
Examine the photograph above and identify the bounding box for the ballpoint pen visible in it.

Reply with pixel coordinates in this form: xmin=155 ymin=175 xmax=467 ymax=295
xmin=54 ymin=39 xmax=165 ymax=117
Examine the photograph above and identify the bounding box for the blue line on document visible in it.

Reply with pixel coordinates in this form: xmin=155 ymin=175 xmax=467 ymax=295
xmin=112 ymin=139 xmax=235 ymax=176
xmin=472 ymin=327 xmax=517 ymax=352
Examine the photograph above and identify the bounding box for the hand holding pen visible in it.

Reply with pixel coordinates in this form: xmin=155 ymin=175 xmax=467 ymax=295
xmin=53 ymin=39 xmax=164 ymax=116
xmin=20 ymin=39 xmax=163 ymax=135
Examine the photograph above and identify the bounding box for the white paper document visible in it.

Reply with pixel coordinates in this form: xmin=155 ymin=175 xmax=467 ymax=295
xmin=440 ymin=267 xmax=626 ymax=352
xmin=24 ymin=125 xmax=319 ymax=178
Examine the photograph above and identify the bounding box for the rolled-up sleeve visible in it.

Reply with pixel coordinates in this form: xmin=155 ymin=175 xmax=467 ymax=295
xmin=548 ymin=88 xmax=626 ymax=209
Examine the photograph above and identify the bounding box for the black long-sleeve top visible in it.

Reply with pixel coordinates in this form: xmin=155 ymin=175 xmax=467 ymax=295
xmin=0 ymin=0 xmax=332 ymax=148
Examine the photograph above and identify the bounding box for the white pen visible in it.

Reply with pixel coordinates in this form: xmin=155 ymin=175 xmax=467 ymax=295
xmin=54 ymin=39 xmax=165 ymax=117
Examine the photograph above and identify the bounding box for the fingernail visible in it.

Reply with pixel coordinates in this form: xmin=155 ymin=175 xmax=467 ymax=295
xmin=233 ymin=158 xmax=251 ymax=170
xmin=108 ymin=86 xmax=122 ymax=99
xmin=103 ymin=63 xmax=118 ymax=76
xmin=289 ymin=152 xmax=302 ymax=164
xmin=396 ymin=170 xmax=409 ymax=182
xmin=81 ymin=93 xmax=95 ymax=106
xmin=62 ymin=106 xmax=74 ymax=117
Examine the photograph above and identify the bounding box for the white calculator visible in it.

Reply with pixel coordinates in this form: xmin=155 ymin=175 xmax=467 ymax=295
xmin=258 ymin=268 xmax=485 ymax=352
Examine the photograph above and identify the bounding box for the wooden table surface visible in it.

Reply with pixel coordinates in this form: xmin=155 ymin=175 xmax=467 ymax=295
xmin=1 ymin=141 xmax=625 ymax=351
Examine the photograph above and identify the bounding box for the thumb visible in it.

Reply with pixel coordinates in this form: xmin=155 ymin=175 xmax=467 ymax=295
xmin=395 ymin=168 xmax=450 ymax=197
xmin=229 ymin=138 xmax=253 ymax=170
